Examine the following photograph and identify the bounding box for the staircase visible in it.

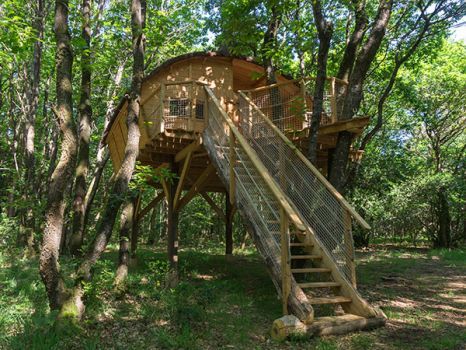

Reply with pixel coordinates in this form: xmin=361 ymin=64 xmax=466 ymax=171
xmin=202 ymin=86 xmax=385 ymax=337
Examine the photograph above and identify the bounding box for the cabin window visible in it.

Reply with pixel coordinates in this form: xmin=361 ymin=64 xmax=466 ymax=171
xmin=168 ymin=98 xmax=189 ymax=117
xmin=195 ymin=101 xmax=204 ymax=119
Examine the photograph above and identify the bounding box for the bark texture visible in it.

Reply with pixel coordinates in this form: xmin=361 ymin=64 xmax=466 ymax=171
xmin=39 ymin=0 xmax=77 ymax=310
xmin=329 ymin=0 xmax=393 ymax=191
xmin=115 ymin=198 xmax=134 ymax=286
xmin=76 ymin=0 xmax=146 ymax=282
xmin=307 ymin=0 xmax=333 ymax=164
xmin=70 ymin=0 xmax=93 ymax=255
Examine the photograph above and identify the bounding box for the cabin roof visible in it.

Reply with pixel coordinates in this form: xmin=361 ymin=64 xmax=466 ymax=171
xmin=103 ymin=51 xmax=294 ymax=143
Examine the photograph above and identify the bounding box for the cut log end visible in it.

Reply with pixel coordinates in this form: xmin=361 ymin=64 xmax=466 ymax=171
xmin=271 ymin=315 xmax=307 ymax=341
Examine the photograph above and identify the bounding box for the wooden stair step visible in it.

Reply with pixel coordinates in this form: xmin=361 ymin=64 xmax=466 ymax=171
xmin=309 ymin=296 xmax=352 ymax=305
xmin=298 ymin=282 xmax=341 ymax=288
xmin=291 ymin=267 xmax=330 ymax=273
xmin=289 ymin=242 xmax=312 ymax=247
xmin=291 ymin=255 xmax=322 ymax=260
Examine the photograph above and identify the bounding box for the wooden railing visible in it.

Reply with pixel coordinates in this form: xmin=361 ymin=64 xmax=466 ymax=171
xmin=141 ymin=80 xmax=209 ymax=140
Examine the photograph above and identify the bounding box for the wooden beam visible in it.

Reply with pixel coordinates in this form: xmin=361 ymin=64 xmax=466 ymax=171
xmin=225 ymin=192 xmax=233 ymax=255
xmin=173 ymin=151 xmax=193 ymax=209
xmin=174 ymin=137 xmax=202 ymax=162
xmin=280 ymin=207 xmax=291 ymax=315
xmin=344 ymin=210 xmax=357 ymax=288
xmin=137 ymin=191 xmax=164 ymax=220
xmin=318 ymin=117 xmax=370 ymax=135
xmin=201 ymin=192 xmax=226 ymax=222
xmin=176 ymin=163 xmax=215 ymax=211
xmin=140 ymin=85 xmax=161 ymax=106
xmin=229 ymin=132 xmax=236 ymax=204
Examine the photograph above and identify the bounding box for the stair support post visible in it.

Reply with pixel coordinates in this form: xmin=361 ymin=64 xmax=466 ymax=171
xmin=344 ymin=209 xmax=357 ymax=288
xmin=280 ymin=207 xmax=291 ymax=315
xmin=225 ymin=192 xmax=233 ymax=256
xmin=330 ymin=77 xmax=337 ymax=123
xmin=229 ymin=132 xmax=236 ymax=204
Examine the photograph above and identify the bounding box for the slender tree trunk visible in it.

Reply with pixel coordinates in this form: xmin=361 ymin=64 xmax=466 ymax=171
xmin=147 ymin=203 xmax=158 ymax=245
xmin=436 ymin=186 xmax=451 ymax=248
xmin=81 ymin=59 xmax=127 ymax=237
xmin=75 ymin=0 xmax=146 ymax=289
xmin=69 ymin=0 xmax=93 ymax=255
xmin=262 ymin=3 xmax=281 ymax=84
xmin=22 ymin=0 xmax=45 ymax=246
xmin=58 ymin=0 xmax=146 ymax=321
xmin=262 ymin=3 xmax=282 ymax=127
xmin=307 ymin=0 xmax=333 ymax=164
xmin=39 ymin=0 xmax=77 ymax=310
xmin=115 ymin=198 xmax=134 ymax=287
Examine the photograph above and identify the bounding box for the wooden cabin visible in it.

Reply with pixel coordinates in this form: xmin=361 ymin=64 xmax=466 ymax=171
xmin=105 ymin=52 xmax=368 ymax=186
xmin=104 ymin=52 xmax=384 ymax=336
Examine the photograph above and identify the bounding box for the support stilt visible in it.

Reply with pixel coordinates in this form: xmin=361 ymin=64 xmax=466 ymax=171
xmin=167 ymin=162 xmax=179 ymax=286
xmin=225 ymin=192 xmax=233 ymax=256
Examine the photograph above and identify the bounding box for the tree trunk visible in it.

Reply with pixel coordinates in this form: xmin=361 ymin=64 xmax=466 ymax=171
xmin=39 ymin=0 xmax=77 ymax=310
xmin=22 ymin=0 xmax=45 ymax=244
xmin=130 ymin=192 xmax=141 ymax=261
xmin=329 ymin=0 xmax=393 ymax=191
xmin=115 ymin=198 xmax=134 ymax=287
xmin=307 ymin=0 xmax=332 ymax=164
xmin=69 ymin=0 xmax=93 ymax=256
xmin=262 ymin=3 xmax=281 ymax=84
xmin=436 ymin=187 xmax=451 ymax=248
xmin=74 ymin=0 xmax=146 ymax=286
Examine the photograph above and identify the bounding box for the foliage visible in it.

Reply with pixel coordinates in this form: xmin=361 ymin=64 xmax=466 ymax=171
xmin=351 ymin=40 xmax=466 ymax=247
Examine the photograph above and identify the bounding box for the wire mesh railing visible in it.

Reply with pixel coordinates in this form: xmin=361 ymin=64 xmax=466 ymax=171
xmin=237 ymin=91 xmax=356 ymax=284
xmin=203 ymin=87 xmax=296 ymax=314
xmin=242 ymin=78 xmax=347 ymax=134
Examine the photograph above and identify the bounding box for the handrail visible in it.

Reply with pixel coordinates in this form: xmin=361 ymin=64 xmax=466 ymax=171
xmin=239 ymin=91 xmax=370 ymax=230
xmin=205 ymin=86 xmax=306 ymax=233
xmin=239 ymin=76 xmax=348 ymax=94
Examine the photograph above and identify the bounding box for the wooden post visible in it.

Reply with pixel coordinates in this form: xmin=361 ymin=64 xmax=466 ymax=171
xmin=344 ymin=209 xmax=357 ymax=288
xmin=188 ymin=81 xmax=195 ymax=130
xmin=225 ymin=192 xmax=233 ymax=256
xmin=300 ymin=79 xmax=307 ymax=128
xmin=330 ymin=77 xmax=337 ymax=123
xmin=280 ymin=207 xmax=291 ymax=315
xmin=167 ymin=162 xmax=179 ymax=285
xmin=160 ymin=83 xmax=166 ymax=130
xmin=229 ymin=132 xmax=236 ymax=204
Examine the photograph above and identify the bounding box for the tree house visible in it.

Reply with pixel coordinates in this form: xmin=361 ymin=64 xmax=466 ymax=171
xmin=104 ymin=52 xmax=384 ymax=337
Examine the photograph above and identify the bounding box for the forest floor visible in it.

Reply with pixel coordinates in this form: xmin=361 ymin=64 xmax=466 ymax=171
xmin=0 ymin=244 xmax=465 ymax=350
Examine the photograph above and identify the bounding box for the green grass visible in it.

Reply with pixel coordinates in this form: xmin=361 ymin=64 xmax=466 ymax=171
xmin=0 ymin=245 xmax=465 ymax=349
